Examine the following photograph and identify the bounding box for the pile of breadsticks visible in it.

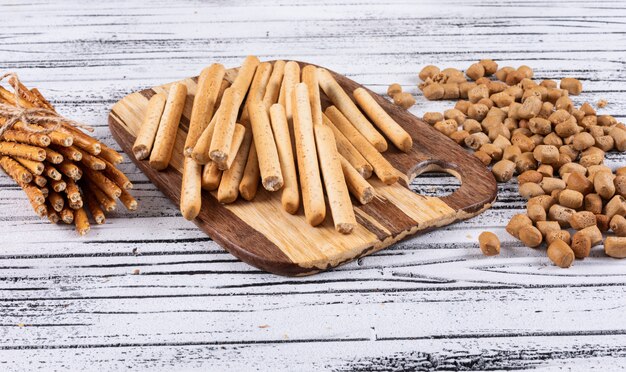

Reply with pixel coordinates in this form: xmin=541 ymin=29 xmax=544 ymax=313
xmin=0 ymin=75 xmax=135 ymax=235
xmin=133 ymin=56 xmax=412 ymax=234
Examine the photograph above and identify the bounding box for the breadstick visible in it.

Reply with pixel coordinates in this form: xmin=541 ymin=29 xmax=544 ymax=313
xmin=318 ymin=68 xmax=387 ymax=152
xmin=191 ymin=106 xmax=220 ymax=164
xmin=40 ymin=186 xmax=49 ymax=199
xmin=22 ymin=183 xmax=45 ymax=205
xmin=74 ymin=207 xmax=90 ymax=236
xmin=293 ymin=83 xmax=326 ymax=226
xmin=56 ymin=125 xmax=101 ymax=155
xmin=1 ymin=130 xmax=50 ymax=147
xmin=85 ymin=182 xmax=116 ymax=212
xmin=218 ymin=133 xmax=252 ymax=203
xmin=184 ymin=64 xmax=225 ymax=156
xmin=102 ymin=159 xmax=132 ymax=190
xmin=262 ymin=60 xmax=286 ymax=110
xmin=133 ymin=92 xmax=167 ymax=160
xmin=59 ymin=206 xmax=74 ymax=224
xmin=82 ymin=167 xmax=121 ymax=199
xmin=98 ymin=144 xmax=124 ymax=165
xmin=57 ymin=161 xmax=82 ymax=181
xmin=315 ymin=124 xmax=356 ymax=233
xmin=302 ymin=65 xmax=323 ymax=127
xmin=149 ymin=83 xmax=187 ymax=170
xmin=340 ymin=155 xmax=375 ymax=204
xmin=180 ymin=157 xmax=202 ymax=220
xmin=201 ymin=162 xmax=222 ymax=191
xmin=208 ymin=88 xmax=241 ymax=169
xmin=223 ymin=123 xmax=246 ymax=170
xmin=322 ymin=113 xmax=373 ymax=179
xmin=84 ymin=191 xmax=105 ymax=224
xmin=48 ymin=191 xmax=65 ymax=212
xmin=14 ymin=157 xmax=43 ymax=176
xmin=119 ymin=188 xmax=138 ymax=211
xmin=44 ymin=164 xmax=62 ymax=181
xmin=50 ymin=179 xmax=66 ymax=192
xmin=353 ymin=87 xmax=413 ymax=152
xmin=44 ymin=147 xmax=64 ymax=164
xmin=76 ymin=147 xmax=106 ymax=170
xmin=46 ymin=207 xmax=60 ymax=224
xmin=269 ymin=104 xmax=299 ymax=214
xmin=53 ymin=146 xmax=81 ymax=162
xmin=279 ymin=61 xmax=301 ymax=121
xmin=0 ymin=142 xmax=46 ymax=161
xmin=239 ymin=141 xmax=260 ymax=201
xmin=34 ymin=175 xmax=47 ymax=187
xmin=64 ymin=179 xmax=82 ymax=203
xmin=0 ymin=156 xmax=32 ymax=184
xmin=231 ymin=55 xmax=261 ymax=95
xmin=325 ymin=106 xmax=399 ymax=185
xmin=29 ymin=88 xmax=54 ymax=110
xmin=249 ymin=101 xmax=283 ymax=191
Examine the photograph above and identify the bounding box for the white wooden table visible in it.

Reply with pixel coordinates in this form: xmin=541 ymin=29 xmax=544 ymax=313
xmin=2 ymin=0 xmax=625 ymax=370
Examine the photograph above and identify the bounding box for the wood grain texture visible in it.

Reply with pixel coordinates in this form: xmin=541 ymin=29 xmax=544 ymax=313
xmin=1 ymin=0 xmax=625 ymax=370
xmin=109 ymin=62 xmax=496 ymax=275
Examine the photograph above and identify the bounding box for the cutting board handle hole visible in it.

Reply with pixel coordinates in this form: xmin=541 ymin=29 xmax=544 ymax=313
xmin=410 ymin=163 xmax=461 ymax=198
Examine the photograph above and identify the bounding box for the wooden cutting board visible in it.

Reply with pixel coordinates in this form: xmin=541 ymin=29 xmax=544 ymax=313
xmin=108 ymin=61 xmax=497 ymax=276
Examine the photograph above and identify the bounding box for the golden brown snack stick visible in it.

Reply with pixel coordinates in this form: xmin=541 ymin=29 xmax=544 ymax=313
xmin=184 ymin=64 xmax=225 ymax=156
xmin=1 ymin=130 xmax=50 ymax=147
xmin=85 ymin=182 xmax=116 ymax=212
xmin=318 ymin=68 xmax=387 ymax=152
xmin=180 ymin=157 xmax=202 ymax=220
xmin=315 ymin=124 xmax=356 ymax=234
xmin=325 ymin=106 xmax=399 ymax=185
xmin=76 ymin=147 xmax=106 ymax=170
xmin=48 ymin=191 xmax=65 ymax=212
xmin=249 ymin=101 xmax=283 ymax=191
xmin=30 ymin=88 xmax=55 ymax=110
xmin=208 ymin=88 xmax=241 ymax=169
xmin=239 ymin=141 xmax=260 ymax=201
xmin=82 ymin=167 xmax=121 ymax=200
xmin=279 ymin=61 xmax=301 ymax=121
xmin=14 ymin=157 xmax=44 ymax=176
xmin=322 ymin=113 xmax=373 ymax=179
xmin=149 ymin=83 xmax=187 ymax=170
xmin=98 ymin=144 xmax=124 ymax=165
xmin=301 ymin=65 xmax=323 ymax=127
xmin=0 ymin=142 xmax=45 ymax=161
xmin=119 ymin=188 xmax=137 ymax=211
xmin=46 ymin=207 xmax=60 ymax=224
xmin=50 ymin=179 xmax=66 ymax=192
xmin=191 ymin=105 xmax=220 ymax=164
xmin=0 ymin=156 xmax=32 ymax=184
xmin=44 ymin=147 xmax=64 ymax=164
xmin=101 ymin=159 xmax=132 ymax=190
xmin=84 ymin=191 xmax=105 ymax=224
xmin=231 ymin=55 xmax=261 ymax=95
xmin=33 ymin=175 xmax=47 ymax=187
xmin=133 ymin=93 xmax=167 ymax=160
xmin=269 ymin=104 xmax=299 ymax=214
xmin=74 ymin=207 xmax=90 ymax=236
xmin=201 ymin=162 xmax=222 ymax=191
xmin=44 ymin=164 xmax=62 ymax=181
xmin=57 ymin=161 xmax=82 ymax=181
xmin=56 ymin=125 xmax=101 ymax=155
xmin=262 ymin=60 xmax=286 ymax=110
xmin=339 ymin=155 xmax=375 ymax=204
xmin=353 ymin=87 xmax=413 ymax=152
xmin=293 ymin=83 xmax=326 ymax=226
xmin=64 ymin=179 xmax=82 ymax=203
xmin=59 ymin=206 xmax=74 ymax=224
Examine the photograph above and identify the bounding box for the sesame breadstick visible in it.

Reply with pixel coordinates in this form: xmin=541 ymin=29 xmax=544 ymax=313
xmin=85 ymin=182 xmax=116 ymax=212
xmin=57 ymin=161 xmax=82 ymax=181
xmin=44 ymin=147 xmax=64 ymax=164
xmin=325 ymin=106 xmax=399 ymax=185
xmin=98 ymin=144 xmax=124 ymax=165
xmin=269 ymin=104 xmax=299 ymax=214
xmin=315 ymin=124 xmax=356 ymax=234
xmin=50 ymin=179 xmax=66 ymax=193
xmin=76 ymin=147 xmax=106 ymax=170
xmin=0 ymin=142 xmax=46 ymax=161
xmin=74 ymin=207 xmax=90 ymax=236
xmin=14 ymin=157 xmax=44 ymax=176
xmin=1 ymin=130 xmax=50 ymax=147
xmin=64 ymin=179 xmax=82 ymax=203
xmin=318 ymin=68 xmax=387 ymax=152
xmin=101 ymin=159 xmax=132 ymax=190
xmin=293 ymin=83 xmax=325 ymax=226
xmin=82 ymin=167 xmax=121 ymax=199
xmin=149 ymin=82 xmax=187 ymax=170
xmin=119 ymin=188 xmax=137 ymax=211
xmin=184 ymin=63 xmax=225 ymax=156
xmin=249 ymin=101 xmax=283 ymax=191
xmin=180 ymin=157 xmax=202 ymax=220
xmin=59 ymin=206 xmax=74 ymax=224
xmin=339 ymin=155 xmax=375 ymax=204
xmin=201 ymin=162 xmax=222 ymax=191
xmin=133 ymin=93 xmax=167 ymax=160
xmin=33 ymin=175 xmax=47 ymax=187
xmin=44 ymin=164 xmax=62 ymax=181
xmin=84 ymin=191 xmax=105 ymax=224
xmin=353 ymin=87 xmax=413 ymax=152
xmin=48 ymin=191 xmax=65 ymax=212
xmin=322 ymin=113 xmax=373 ymax=179
xmin=0 ymin=156 xmax=32 ymax=184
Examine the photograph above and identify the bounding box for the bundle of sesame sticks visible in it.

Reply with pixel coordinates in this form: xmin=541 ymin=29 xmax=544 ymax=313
xmin=0 ymin=73 xmax=135 ymax=235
